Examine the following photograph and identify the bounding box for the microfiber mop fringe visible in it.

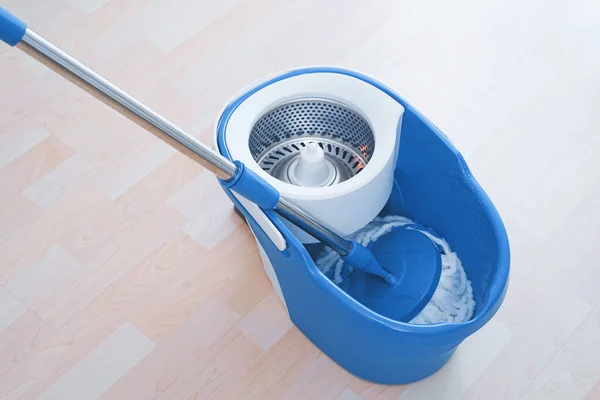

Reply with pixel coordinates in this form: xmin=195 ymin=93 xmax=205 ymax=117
xmin=314 ymin=215 xmax=476 ymax=324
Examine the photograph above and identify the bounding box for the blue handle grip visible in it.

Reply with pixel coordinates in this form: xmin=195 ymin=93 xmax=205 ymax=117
xmin=0 ymin=6 xmax=26 ymax=46
xmin=220 ymin=160 xmax=280 ymax=209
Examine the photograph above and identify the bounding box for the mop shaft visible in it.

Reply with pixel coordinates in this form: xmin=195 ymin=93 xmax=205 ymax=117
xmin=17 ymin=30 xmax=236 ymax=180
xmin=275 ymin=198 xmax=352 ymax=254
xmin=14 ymin=26 xmax=355 ymax=258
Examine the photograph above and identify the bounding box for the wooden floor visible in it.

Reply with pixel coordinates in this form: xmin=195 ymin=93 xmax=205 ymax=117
xmin=1 ymin=0 xmax=600 ymax=399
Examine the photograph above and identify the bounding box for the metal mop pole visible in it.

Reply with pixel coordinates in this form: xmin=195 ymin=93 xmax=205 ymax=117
xmin=16 ymin=29 xmax=353 ymax=254
xmin=0 ymin=7 xmax=398 ymax=284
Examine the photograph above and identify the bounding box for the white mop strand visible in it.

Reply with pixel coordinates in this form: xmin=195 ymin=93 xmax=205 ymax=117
xmin=314 ymin=215 xmax=476 ymax=324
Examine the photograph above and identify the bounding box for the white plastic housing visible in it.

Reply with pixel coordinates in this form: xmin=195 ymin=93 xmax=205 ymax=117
xmin=222 ymin=71 xmax=405 ymax=243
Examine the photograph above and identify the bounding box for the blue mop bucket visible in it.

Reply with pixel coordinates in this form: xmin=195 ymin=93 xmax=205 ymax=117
xmin=0 ymin=7 xmax=506 ymax=384
xmin=216 ymin=67 xmax=510 ymax=384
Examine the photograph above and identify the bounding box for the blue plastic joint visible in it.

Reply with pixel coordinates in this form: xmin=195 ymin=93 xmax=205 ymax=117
xmin=0 ymin=7 xmax=27 ymax=46
xmin=221 ymin=160 xmax=280 ymax=210
xmin=342 ymin=241 xmax=397 ymax=286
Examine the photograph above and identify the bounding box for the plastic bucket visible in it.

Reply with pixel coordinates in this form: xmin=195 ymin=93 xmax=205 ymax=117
xmin=216 ymin=66 xmax=510 ymax=384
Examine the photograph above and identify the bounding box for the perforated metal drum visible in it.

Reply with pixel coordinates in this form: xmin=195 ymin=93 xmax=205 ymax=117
xmin=248 ymin=98 xmax=375 ymax=187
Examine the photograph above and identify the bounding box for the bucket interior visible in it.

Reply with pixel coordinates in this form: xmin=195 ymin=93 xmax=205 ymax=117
xmin=388 ymin=109 xmax=504 ymax=318
xmin=305 ymin=107 xmax=505 ymax=320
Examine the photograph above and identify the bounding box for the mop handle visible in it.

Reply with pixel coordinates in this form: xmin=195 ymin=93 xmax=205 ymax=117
xmin=0 ymin=7 xmax=358 ymax=257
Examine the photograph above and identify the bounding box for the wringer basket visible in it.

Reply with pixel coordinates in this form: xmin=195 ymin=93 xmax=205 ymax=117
xmin=215 ymin=67 xmax=510 ymax=384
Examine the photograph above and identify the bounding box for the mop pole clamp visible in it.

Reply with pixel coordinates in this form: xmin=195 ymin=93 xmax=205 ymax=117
xmin=0 ymin=5 xmax=397 ymax=285
xmin=220 ymin=161 xmax=280 ymax=210
xmin=222 ymin=162 xmax=397 ymax=285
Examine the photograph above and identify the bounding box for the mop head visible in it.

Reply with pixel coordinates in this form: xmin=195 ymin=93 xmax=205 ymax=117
xmin=314 ymin=215 xmax=476 ymax=324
